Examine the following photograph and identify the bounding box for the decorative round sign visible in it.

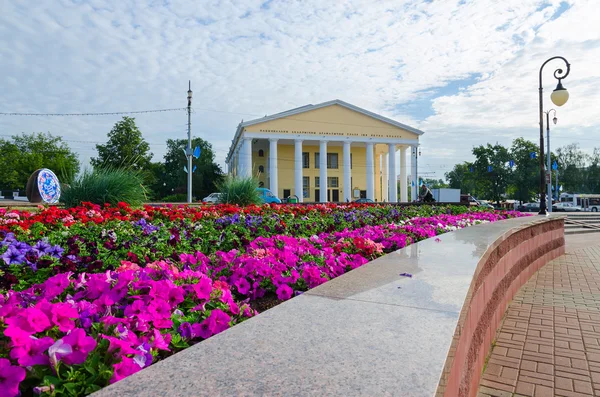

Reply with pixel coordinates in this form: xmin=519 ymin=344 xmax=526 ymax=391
xmin=36 ymin=168 xmax=61 ymax=204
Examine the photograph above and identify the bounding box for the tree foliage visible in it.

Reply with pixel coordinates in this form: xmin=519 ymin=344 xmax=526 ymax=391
xmin=91 ymin=117 xmax=152 ymax=170
xmin=0 ymin=132 xmax=79 ymax=190
xmin=445 ymin=139 xmax=600 ymax=202
xmin=150 ymin=138 xmax=223 ymax=200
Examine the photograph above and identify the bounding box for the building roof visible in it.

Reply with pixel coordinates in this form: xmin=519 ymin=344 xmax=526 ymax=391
xmin=226 ymin=99 xmax=424 ymax=163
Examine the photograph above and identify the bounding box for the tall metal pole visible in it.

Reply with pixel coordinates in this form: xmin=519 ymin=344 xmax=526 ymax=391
xmin=538 ymin=56 xmax=570 ymax=215
xmin=546 ymin=112 xmax=551 ymax=212
xmin=545 ymin=109 xmax=556 ymax=212
xmin=187 ymin=81 xmax=193 ymax=204
xmin=556 ymin=169 xmax=559 ymax=201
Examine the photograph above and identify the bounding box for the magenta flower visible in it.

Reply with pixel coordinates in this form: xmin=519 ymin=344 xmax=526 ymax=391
xmin=205 ymin=309 xmax=231 ymax=335
xmin=276 ymin=284 xmax=293 ymax=301
xmin=61 ymin=328 xmax=97 ymax=365
xmin=0 ymin=358 xmax=26 ymax=397
xmin=124 ymin=300 xmax=151 ymax=321
xmin=193 ymin=277 xmax=213 ymax=301
xmin=6 ymin=307 xmax=51 ymax=334
xmin=148 ymin=299 xmax=171 ymax=320
xmin=110 ymin=357 xmax=142 ymax=384
xmin=10 ymin=336 xmax=54 ymax=366
xmin=42 ymin=272 xmax=72 ymax=300
xmin=151 ymin=329 xmax=171 ymax=351
xmin=51 ymin=303 xmax=79 ymax=332
xmin=234 ymin=278 xmax=251 ymax=295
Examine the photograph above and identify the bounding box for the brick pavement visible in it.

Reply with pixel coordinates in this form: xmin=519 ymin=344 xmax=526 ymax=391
xmin=477 ymin=243 xmax=600 ymax=397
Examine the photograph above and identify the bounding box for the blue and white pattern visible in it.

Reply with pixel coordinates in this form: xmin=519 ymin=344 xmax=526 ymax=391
xmin=37 ymin=169 xmax=61 ymax=204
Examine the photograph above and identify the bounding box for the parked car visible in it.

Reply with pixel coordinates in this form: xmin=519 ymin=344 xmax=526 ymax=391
xmin=354 ymin=198 xmax=374 ymax=203
xmin=518 ymin=203 xmax=540 ymax=212
xmin=256 ymin=188 xmax=281 ymax=204
xmin=202 ymin=193 xmax=222 ymax=203
xmin=552 ymin=202 xmax=582 ymax=212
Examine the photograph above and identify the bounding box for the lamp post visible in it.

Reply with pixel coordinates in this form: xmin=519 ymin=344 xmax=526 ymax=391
xmin=544 ymin=109 xmax=557 ymax=212
xmin=186 ymin=81 xmax=193 ymax=204
xmin=538 ymin=57 xmax=570 ymax=215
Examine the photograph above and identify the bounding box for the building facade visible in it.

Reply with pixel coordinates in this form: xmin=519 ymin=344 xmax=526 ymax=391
xmin=225 ymin=100 xmax=423 ymax=203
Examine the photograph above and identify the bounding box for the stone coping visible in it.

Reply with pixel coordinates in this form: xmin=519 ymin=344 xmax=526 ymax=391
xmin=93 ymin=215 xmax=564 ymax=397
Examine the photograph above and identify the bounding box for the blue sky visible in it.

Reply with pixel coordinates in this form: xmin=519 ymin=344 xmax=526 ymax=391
xmin=1 ymin=0 xmax=599 ymax=180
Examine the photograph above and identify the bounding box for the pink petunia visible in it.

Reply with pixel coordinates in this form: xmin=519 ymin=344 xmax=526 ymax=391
xmin=110 ymin=357 xmax=142 ymax=384
xmin=61 ymin=328 xmax=97 ymax=365
xmin=51 ymin=303 xmax=79 ymax=332
xmin=234 ymin=278 xmax=251 ymax=295
xmin=0 ymin=358 xmax=26 ymax=397
xmin=205 ymin=309 xmax=231 ymax=335
xmin=10 ymin=336 xmax=54 ymax=366
xmin=193 ymin=277 xmax=213 ymax=301
xmin=276 ymin=284 xmax=294 ymax=301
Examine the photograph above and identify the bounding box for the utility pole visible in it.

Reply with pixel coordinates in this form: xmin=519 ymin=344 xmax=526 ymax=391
xmin=187 ymin=81 xmax=193 ymax=204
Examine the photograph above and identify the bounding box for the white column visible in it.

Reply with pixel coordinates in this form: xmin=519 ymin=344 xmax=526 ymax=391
xmin=382 ymin=153 xmax=388 ymax=202
xmin=411 ymin=146 xmax=417 ymax=202
xmin=400 ymin=146 xmax=408 ymax=202
xmin=320 ymin=140 xmax=328 ymax=203
xmin=269 ymin=139 xmax=278 ymax=197
xmin=388 ymin=143 xmax=397 ymax=203
xmin=366 ymin=142 xmax=375 ymax=200
xmin=343 ymin=141 xmax=351 ymax=202
xmin=241 ymin=137 xmax=252 ymax=178
xmin=294 ymin=139 xmax=303 ymax=202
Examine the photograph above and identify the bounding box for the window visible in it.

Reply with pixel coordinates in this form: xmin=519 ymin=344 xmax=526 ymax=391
xmin=315 ymin=176 xmax=320 ymax=188
xmin=303 ymin=176 xmax=310 ymax=198
xmin=327 ymin=153 xmax=339 ymax=169
xmin=258 ymin=165 xmax=265 ymax=173
xmin=283 ymin=189 xmax=291 ymax=198
xmin=327 ymin=177 xmax=339 ymax=188
xmin=350 ymin=153 xmax=353 ymax=169
xmin=315 ymin=153 xmax=339 ymax=169
xmin=266 ymin=191 xmax=274 ymax=198
xmin=258 ymin=149 xmax=264 ymax=157
xmin=302 ymin=152 xmax=310 ymax=169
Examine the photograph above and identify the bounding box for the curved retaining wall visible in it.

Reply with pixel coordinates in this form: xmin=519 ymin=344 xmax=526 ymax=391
xmin=437 ymin=217 xmax=564 ymax=397
xmin=94 ymin=216 xmax=564 ymax=397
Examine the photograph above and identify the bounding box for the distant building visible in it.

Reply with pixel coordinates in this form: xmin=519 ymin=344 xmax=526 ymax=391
xmin=225 ymin=100 xmax=423 ymax=202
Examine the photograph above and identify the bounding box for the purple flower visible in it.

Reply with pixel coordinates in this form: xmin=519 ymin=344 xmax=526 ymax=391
xmin=48 ymin=245 xmax=64 ymax=258
xmin=2 ymin=246 xmax=25 ymax=265
xmin=133 ymin=342 xmax=153 ymax=368
xmin=1 ymin=232 xmax=16 ymax=246
xmin=178 ymin=322 xmax=193 ymax=339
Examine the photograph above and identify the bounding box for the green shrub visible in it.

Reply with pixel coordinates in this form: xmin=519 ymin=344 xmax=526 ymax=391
xmin=161 ymin=193 xmax=188 ymax=202
xmin=60 ymin=167 xmax=149 ymax=208
xmin=216 ymin=176 xmax=261 ymax=206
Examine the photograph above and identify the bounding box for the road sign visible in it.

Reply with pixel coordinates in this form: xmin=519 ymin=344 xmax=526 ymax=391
xmin=552 ymin=161 xmax=558 ymax=170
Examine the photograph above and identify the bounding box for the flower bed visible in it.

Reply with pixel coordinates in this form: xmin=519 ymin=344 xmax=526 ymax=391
xmin=0 ymin=203 xmax=528 ymax=396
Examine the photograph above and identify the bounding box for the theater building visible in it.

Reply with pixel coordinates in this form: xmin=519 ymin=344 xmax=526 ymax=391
xmin=225 ymin=99 xmax=423 ymax=203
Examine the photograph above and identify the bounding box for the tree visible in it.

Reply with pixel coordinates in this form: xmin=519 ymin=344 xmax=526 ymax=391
xmin=586 ymin=148 xmax=600 ymax=194
xmin=91 ymin=117 xmax=153 ymax=170
xmin=445 ymin=163 xmax=479 ymax=196
xmin=0 ymin=133 xmax=80 ymax=190
xmin=421 ymin=178 xmax=448 ymax=189
xmin=508 ymin=138 xmax=539 ymax=203
xmin=156 ymin=137 xmax=223 ymax=200
xmin=556 ymin=143 xmax=588 ymax=193
xmin=472 ymin=143 xmax=511 ymax=204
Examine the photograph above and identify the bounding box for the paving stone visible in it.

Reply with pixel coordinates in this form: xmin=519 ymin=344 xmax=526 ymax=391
xmin=478 ymin=245 xmax=600 ymax=397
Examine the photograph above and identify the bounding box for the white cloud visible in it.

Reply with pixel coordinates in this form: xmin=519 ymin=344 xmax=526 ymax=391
xmin=0 ymin=0 xmax=598 ymax=181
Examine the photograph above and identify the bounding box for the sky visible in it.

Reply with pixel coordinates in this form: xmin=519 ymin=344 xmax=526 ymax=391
xmin=1 ymin=0 xmax=599 ymax=181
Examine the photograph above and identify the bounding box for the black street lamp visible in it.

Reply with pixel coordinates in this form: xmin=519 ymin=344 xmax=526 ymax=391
xmin=538 ymin=57 xmax=570 ymax=215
